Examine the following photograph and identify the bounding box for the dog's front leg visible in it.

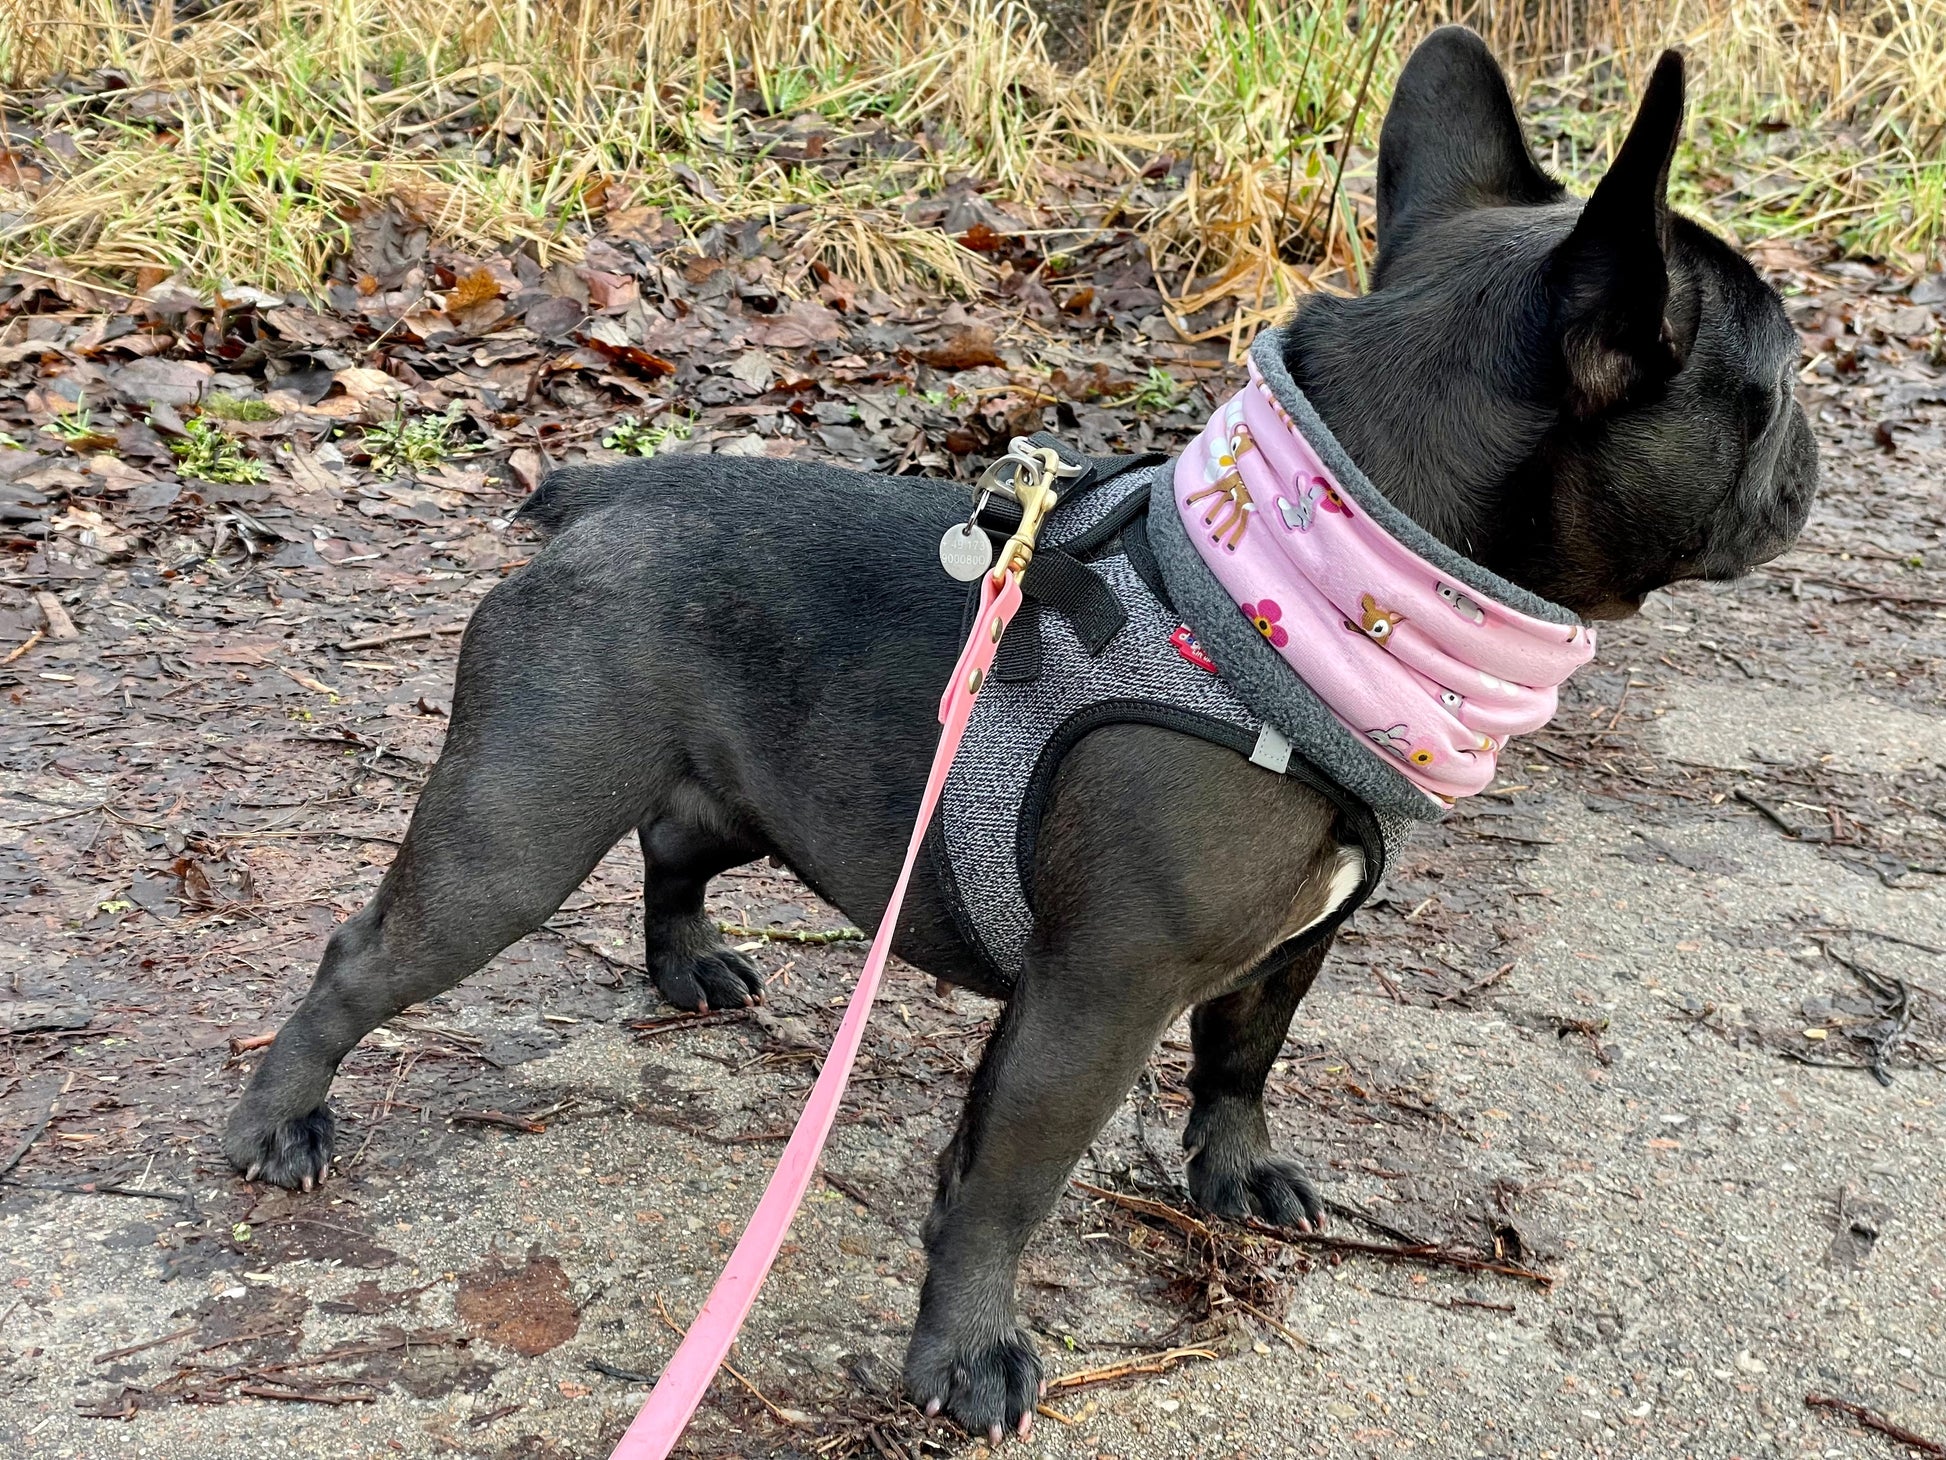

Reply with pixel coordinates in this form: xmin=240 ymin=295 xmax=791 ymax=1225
xmin=1183 ymin=938 xmax=1334 ymax=1230
xmin=905 ymin=947 xmax=1185 ymax=1442
xmin=902 ymin=725 xmax=1324 ymax=1440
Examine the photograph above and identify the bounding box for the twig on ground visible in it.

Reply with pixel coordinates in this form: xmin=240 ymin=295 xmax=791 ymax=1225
xmin=1805 ymin=1393 xmax=1946 ymax=1455
xmin=1449 ymin=1296 xmax=1517 ymax=1314
xmin=1322 ymin=1198 xmax=1431 ymax=1248
xmin=716 ymin=922 xmax=865 ymax=944
xmin=1433 ymin=961 xmax=1516 ymax=1004
xmin=449 ymin=1109 xmax=547 ymax=1134
xmin=1734 ymin=786 xmax=1801 ymax=836
xmin=2 ymin=627 xmax=43 ymax=665
xmin=1234 ymin=1213 xmax=1554 ymax=1287
xmin=539 ymin=923 xmax=645 ymax=975
xmin=335 ymin=624 xmax=462 ymax=652
xmin=588 ymin=1358 xmax=659 ymax=1384
xmin=822 ymin=1170 xmax=878 ymax=1211
xmin=1071 ymin=1180 xmax=1554 ymax=1288
xmin=1810 ymin=925 xmax=1946 ymax=959
xmin=653 ymin=1294 xmax=810 ymax=1425
xmin=628 ymin=1010 xmax=753 ymax=1040
xmin=235 ymin=1383 xmax=378 ymax=1405
xmin=637 ymin=1111 xmax=789 ymax=1146
xmin=1370 ymin=1287 xmax=1515 ymax=1315
xmin=0 ymin=1098 xmax=58 ymax=1178
xmin=0 ymin=1178 xmax=191 ymax=1203
xmin=1231 ymin=1297 xmax=1312 ymax=1351
xmin=92 ymin=1327 xmax=198 ymax=1365
xmin=0 ymin=798 xmax=111 ymax=832
xmin=1044 ymin=1345 xmax=1218 ymax=1393
xmin=467 ymin=1400 xmax=527 ymax=1428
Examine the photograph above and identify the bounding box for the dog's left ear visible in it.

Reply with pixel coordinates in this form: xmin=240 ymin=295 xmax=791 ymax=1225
xmin=1376 ymin=26 xmax=1560 ymax=261
xmin=1550 ymin=51 xmax=1697 ymax=416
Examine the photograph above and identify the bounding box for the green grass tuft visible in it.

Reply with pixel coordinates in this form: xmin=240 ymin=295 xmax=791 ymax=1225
xmin=603 ymin=412 xmax=696 ymax=458
xmin=170 ymin=418 xmax=267 ymax=484
xmin=361 ymin=403 xmax=468 ymax=477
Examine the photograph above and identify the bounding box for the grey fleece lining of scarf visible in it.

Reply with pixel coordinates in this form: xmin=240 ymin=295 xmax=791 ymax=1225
xmin=1148 ymin=324 xmax=1586 ymax=834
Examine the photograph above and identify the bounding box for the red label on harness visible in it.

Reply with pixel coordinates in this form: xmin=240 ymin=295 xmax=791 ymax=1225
xmin=1170 ymin=625 xmax=1217 ymax=673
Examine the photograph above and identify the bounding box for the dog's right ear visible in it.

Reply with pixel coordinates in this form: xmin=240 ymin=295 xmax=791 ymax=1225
xmin=1547 ymin=50 xmax=1689 ymax=417
xmin=1376 ymin=26 xmax=1560 ymax=260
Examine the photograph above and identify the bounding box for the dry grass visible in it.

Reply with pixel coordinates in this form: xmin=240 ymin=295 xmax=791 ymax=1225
xmin=1 ymin=0 xmax=1942 ymax=327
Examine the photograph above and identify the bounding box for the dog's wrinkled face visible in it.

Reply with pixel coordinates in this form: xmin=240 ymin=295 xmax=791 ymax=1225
xmin=1287 ymin=27 xmax=1818 ymax=619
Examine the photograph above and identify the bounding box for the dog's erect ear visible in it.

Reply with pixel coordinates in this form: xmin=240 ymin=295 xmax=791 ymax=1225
xmin=1377 ymin=26 xmax=1558 ymax=253
xmin=1549 ymin=50 xmax=1691 ymax=416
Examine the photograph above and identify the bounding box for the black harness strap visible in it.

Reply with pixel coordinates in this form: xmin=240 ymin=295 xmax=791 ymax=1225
xmin=969 ymin=440 xmax=1167 ymax=683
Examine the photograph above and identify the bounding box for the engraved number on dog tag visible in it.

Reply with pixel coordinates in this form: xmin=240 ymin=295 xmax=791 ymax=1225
xmin=939 ymin=522 xmax=993 ymax=582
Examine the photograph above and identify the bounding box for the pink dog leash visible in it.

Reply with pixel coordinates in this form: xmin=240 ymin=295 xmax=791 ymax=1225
xmin=608 ymin=562 xmax=1030 ymax=1459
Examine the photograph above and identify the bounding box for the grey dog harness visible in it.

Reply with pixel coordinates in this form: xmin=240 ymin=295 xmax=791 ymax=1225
xmin=927 ymin=438 xmax=1406 ymax=988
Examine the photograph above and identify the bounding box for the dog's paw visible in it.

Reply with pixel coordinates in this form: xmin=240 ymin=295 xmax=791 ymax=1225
xmin=1185 ymin=1105 xmax=1325 ymax=1231
xmin=905 ymin=1317 xmax=1042 ymax=1445
xmin=223 ymin=1106 xmax=336 ymax=1191
xmin=650 ymin=944 xmax=763 ymax=1013
xmin=1188 ymin=1148 xmax=1325 ymax=1231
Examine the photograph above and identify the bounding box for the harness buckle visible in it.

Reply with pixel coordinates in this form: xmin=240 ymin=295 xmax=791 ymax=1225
xmin=981 ymin=439 xmax=1084 ymax=585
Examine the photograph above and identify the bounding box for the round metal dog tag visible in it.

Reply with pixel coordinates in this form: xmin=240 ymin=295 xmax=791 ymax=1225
xmin=939 ymin=522 xmax=993 ymax=582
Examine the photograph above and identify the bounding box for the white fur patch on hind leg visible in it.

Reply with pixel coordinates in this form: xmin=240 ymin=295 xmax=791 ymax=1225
xmin=1289 ymin=844 xmax=1366 ymax=938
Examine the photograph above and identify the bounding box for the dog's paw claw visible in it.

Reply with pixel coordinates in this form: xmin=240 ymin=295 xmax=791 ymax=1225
xmin=1186 ymin=1124 xmax=1325 ymax=1232
xmin=905 ymin=1321 xmax=1040 ymax=1441
xmin=651 ymin=944 xmax=765 ymax=1014
xmin=222 ymin=1106 xmax=336 ymax=1191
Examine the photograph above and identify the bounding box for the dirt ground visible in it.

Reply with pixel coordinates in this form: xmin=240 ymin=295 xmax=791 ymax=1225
xmin=3 ymin=237 xmax=1944 ymax=1460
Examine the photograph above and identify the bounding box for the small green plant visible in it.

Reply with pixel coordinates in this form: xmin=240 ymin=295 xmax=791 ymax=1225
xmin=603 ymin=411 xmax=695 ymax=457
xmin=170 ymin=417 xmax=266 ymax=484
xmin=362 ymin=401 xmax=467 ymax=476
xmin=0 ymin=431 xmax=20 ymax=448
xmin=1113 ymin=367 xmax=1184 ymax=413
xmin=41 ymin=402 xmax=95 ymax=442
xmin=202 ymin=390 xmax=279 ymax=422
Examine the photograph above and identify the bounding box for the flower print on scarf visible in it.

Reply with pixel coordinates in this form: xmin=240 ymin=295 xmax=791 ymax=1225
xmin=1367 ymin=724 xmax=1436 ymax=767
xmin=1435 ymin=581 xmax=1487 ymax=625
xmin=1185 ymin=417 xmax=1257 ymax=550
xmin=1437 ymin=687 xmax=1465 ymax=714
xmin=1355 ymin=593 xmax=1405 ymax=644
xmin=1241 ymin=599 xmax=1289 ymax=649
xmin=1319 ymin=482 xmax=1355 ymax=517
xmin=1275 ymin=479 xmax=1325 ymax=533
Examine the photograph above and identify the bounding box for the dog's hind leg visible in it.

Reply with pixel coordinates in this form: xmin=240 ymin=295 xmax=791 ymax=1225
xmin=223 ymin=714 xmax=653 ymax=1190
xmin=1182 ymin=938 xmax=1334 ymax=1231
xmin=638 ymin=808 xmax=766 ymax=1013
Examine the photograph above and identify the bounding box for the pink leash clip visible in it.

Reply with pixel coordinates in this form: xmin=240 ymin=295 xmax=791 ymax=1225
xmin=609 ymin=566 xmax=1026 ymax=1460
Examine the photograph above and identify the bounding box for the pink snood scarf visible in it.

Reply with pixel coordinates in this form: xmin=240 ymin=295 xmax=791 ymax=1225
xmin=1174 ymin=364 xmax=1595 ymax=805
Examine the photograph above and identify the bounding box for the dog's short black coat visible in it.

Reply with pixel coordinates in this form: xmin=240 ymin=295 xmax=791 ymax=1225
xmin=226 ymin=28 xmax=1816 ymax=1442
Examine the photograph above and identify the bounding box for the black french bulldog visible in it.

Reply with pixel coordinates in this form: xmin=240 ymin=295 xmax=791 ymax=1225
xmin=225 ymin=27 xmax=1816 ymax=1443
